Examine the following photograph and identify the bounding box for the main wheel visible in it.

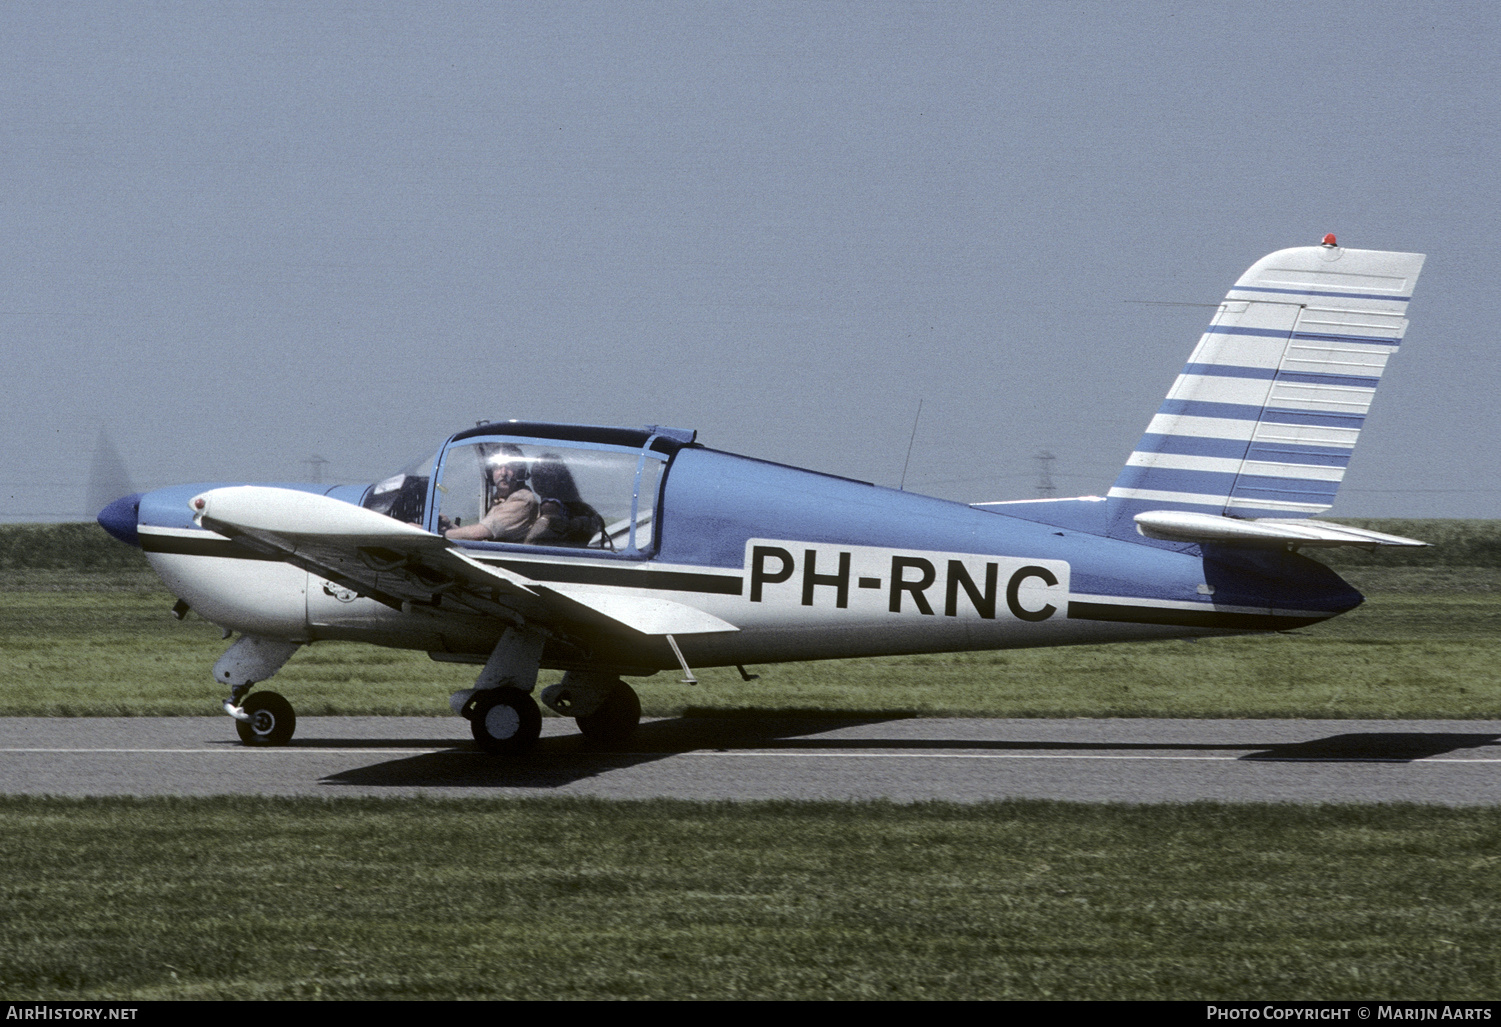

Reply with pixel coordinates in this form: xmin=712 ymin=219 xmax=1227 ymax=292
xmin=576 ymin=680 xmax=641 ymax=747
xmin=236 ymin=690 xmax=296 ymax=746
xmin=470 ymin=688 xmax=542 ymax=756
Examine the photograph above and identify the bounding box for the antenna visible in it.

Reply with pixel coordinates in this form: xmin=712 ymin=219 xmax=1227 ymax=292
xmin=1034 ymin=450 xmax=1057 ymax=499
xmin=898 ymin=399 xmax=923 ymax=492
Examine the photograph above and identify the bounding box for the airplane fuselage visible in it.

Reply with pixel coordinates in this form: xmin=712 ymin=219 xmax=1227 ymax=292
xmin=110 ymin=436 xmax=1361 ymax=679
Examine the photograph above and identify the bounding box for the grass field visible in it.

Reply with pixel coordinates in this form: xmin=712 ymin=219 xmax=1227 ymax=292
xmin=3 ymin=796 xmax=1499 ymax=1001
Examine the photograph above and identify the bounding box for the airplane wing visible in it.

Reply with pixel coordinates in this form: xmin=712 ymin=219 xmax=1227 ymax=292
xmin=189 ymin=486 xmax=738 ymax=638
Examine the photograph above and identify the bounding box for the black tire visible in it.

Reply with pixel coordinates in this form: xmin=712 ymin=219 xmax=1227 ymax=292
xmin=576 ymin=680 xmax=641 ymax=747
xmin=470 ymin=688 xmax=542 ymax=756
xmin=236 ymin=690 xmax=296 ymax=747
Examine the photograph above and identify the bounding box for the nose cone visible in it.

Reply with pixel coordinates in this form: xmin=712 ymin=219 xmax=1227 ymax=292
xmin=98 ymin=492 xmax=144 ymax=547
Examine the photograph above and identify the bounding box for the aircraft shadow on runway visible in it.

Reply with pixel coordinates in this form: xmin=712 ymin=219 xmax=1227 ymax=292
xmin=314 ymin=715 xmax=1501 ymax=790
xmin=1237 ymin=732 xmax=1501 ymax=762
xmin=318 ymin=712 xmax=915 ymax=789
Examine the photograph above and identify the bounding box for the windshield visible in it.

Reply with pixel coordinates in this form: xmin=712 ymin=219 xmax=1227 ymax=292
xmin=361 ymin=450 xmax=437 ymax=526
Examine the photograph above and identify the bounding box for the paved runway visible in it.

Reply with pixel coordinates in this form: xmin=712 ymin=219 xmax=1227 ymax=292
xmin=3 ymin=715 xmax=1500 ymax=803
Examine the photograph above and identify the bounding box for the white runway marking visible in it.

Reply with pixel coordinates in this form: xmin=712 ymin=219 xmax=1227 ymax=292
xmin=678 ymin=752 xmax=1501 ymax=763
xmin=0 ymin=747 xmax=447 ymax=755
xmin=4 ymin=746 xmax=1500 ymax=764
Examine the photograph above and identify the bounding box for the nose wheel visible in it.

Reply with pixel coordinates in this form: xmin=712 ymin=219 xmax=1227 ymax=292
xmin=234 ymin=690 xmax=297 ymax=746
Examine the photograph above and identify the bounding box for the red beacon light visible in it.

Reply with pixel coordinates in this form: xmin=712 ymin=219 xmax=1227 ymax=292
xmin=1322 ymin=233 xmax=1338 ymax=247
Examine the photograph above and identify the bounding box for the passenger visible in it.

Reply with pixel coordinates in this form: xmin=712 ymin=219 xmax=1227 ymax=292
xmin=442 ymin=444 xmax=539 ymax=542
xmin=525 ymin=453 xmax=607 ymax=548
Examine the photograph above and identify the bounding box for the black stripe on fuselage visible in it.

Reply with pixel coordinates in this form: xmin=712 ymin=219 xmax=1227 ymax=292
xmin=1066 ymin=600 xmax=1326 ymax=631
xmin=479 ymin=557 xmax=744 ymax=596
xmin=138 ymin=532 xmax=746 ymax=596
xmin=139 ymin=533 xmax=282 ymax=561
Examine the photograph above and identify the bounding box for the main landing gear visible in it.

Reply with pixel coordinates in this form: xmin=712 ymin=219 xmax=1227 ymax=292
xmin=455 ymin=675 xmax=643 ymax=756
xmin=541 ymin=672 xmax=642 ymax=748
xmin=463 ymin=688 xmax=543 ymax=755
xmin=460 ymin=628 xmax=647 ymax=755
xmin=575 ymin=680 xmax=642 ymax=746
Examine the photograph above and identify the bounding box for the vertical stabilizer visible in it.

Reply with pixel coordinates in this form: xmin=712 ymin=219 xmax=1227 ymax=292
xmin=1107 ymin=240 xmax=1424 ymax=538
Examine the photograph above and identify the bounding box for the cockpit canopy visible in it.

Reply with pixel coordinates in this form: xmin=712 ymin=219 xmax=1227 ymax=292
xmin=362 ymin=422 xmax=696 ymax=556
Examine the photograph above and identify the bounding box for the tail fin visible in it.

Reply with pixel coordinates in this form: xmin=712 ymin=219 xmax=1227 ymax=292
xmin=1106 ymin=239 xmax=1425 ymax=539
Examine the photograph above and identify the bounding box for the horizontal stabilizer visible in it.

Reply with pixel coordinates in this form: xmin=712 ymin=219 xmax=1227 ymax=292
xmin=1134 ymin=510 xmax=1428 ymax=548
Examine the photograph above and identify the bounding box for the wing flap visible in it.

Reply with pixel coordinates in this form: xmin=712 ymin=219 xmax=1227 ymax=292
xmin=533 ymin=582 xmax=738 ymax=636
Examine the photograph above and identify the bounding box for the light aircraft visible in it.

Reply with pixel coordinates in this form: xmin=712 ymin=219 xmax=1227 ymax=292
xmin=98 ymin=237 xmax=1427 ymax=756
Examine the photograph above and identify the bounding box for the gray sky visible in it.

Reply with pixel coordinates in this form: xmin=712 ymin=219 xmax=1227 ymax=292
xmin=4 ymin=1 xmax=1497 ymax=520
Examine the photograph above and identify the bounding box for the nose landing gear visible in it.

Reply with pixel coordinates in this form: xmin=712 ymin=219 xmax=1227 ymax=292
xmin=233 ymin=690 xmax=297 ymax=746
xmin=215 ymin=636 xmax=303 ymax=747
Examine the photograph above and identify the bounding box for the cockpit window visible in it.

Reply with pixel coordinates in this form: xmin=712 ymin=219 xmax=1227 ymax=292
xmin=362 ymin=450 xmax=436 ymax=526
xmin=433 ymin=440 xmax=664 ymax=554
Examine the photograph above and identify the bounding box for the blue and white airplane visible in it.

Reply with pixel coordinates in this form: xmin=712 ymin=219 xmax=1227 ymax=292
xmin=99 ymin=237 xmax=1427 ymax=756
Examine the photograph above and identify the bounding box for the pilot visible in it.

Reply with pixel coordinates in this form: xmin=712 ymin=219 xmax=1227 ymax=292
xmin=443 ymin=444 xmax=539 ymax=542
xmin=525 ymin=453 xmax=606 ymax=547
